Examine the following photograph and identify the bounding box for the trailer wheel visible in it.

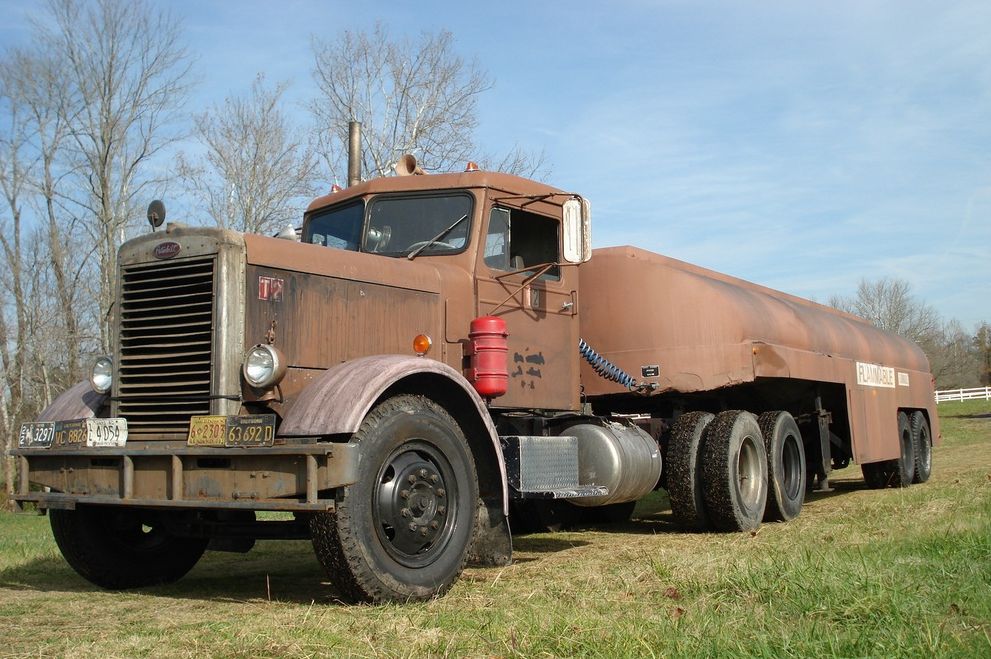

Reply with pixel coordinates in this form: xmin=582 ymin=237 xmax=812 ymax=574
xmin=758 ymin=411 xmax=806 ymax=522
xmin=700 ymin=411 xmax=768 ymax=532
xmin=666 ymin=411 xmax=715 ymax=530
xmin=49 ymin=506 xmax=207 ymax=589
xmin=861 ymin=412 xmax=915 ymax=488
xmin=910 ymin=411 xmax=932 ymax=483
xmin=861 ymin=461 xmax=889 ymax=489
xmin=310 ymin=395 xmax=478 ymax=603
xmin=894 ymin=411 xmax=916 ymax=486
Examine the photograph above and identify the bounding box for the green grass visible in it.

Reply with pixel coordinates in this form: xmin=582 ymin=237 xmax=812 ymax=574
xmin=2 ymin=400 xmax=990 ymax=657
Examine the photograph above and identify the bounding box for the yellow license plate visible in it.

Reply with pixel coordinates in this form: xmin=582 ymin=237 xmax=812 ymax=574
xmin=187 ymin=416 xmax=228 ymax=446
xmin=187 ymin=414 xmax=276 ymax=447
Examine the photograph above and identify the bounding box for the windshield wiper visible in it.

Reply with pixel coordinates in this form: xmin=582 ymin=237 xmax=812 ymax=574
xmin=407 ymin=213 xmax=468 ymax=260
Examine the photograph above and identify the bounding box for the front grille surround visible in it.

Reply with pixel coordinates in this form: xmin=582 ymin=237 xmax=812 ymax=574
xmin=112 ymin=229 xmax=246 ymax=441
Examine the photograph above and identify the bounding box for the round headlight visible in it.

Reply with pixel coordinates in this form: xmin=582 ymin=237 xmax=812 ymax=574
xmin=91 ymin=356 xmax=113 ymax=394
xmin=243 ymin=344 xmax=286 ymax=388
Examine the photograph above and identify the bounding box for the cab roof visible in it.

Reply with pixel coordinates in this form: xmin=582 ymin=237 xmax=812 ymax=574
xmin=305 ymin=170 xmax=567 ymax=215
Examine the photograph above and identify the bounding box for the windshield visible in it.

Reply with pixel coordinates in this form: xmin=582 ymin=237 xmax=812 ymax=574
xmin=304 ymin=201 xmax=364 ymax=250
xmin=364 ymin=193 xmax=473 ymax=257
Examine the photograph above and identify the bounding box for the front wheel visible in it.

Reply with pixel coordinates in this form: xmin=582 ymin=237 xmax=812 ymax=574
xmin=49 ymin=507 xmax=207 ymax=589
xmin=310 ymin=395 xmax=478 ymax=603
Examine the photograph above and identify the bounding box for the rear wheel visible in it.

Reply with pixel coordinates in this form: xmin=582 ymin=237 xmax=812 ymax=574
xmin=910 ymin=411 xmax=932 ymax=483
xmin=700 ymin=411 xmax=768 ymax=532
xmin=49 ymin=507 xmax=207 ymax=589
xmin=310 ymin=395 xmax=478 ymax=603
xmin=758 ymin=411 xmax=806 ymax=522
xmin=893 ymin=411 xmax=916 ymax=487
xmin=861 ymin=411 xmax=916 ymax=488
xmin=666 ymin=411 xmax=715 ymax=531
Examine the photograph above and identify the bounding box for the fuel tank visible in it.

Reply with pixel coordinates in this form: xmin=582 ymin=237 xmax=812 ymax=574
xmin=564 ymin=420 xmax=662 ymax=507
xmin=578 ymin=246 xmax=931 ymax=399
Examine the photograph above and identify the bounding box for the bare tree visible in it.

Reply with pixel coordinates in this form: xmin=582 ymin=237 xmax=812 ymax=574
xmin=312 ymin=24 xmax=544 ymax=180
xmin=0 ymin=65 xmax=31 ymax=434
xmin=974 ymin=322 xmax=991 ymax=386
xmin=832 ymin=277 xmax=940 ymax=345
xmin=38 ymin=0 xmax=194 ymax=352
xmin=1 ymin=47 xmax=90 ymax=388
xmin=179 ymin=75 xmax=319 ymax=235
xmin=920 ymin=319 xmax=980 ymax=389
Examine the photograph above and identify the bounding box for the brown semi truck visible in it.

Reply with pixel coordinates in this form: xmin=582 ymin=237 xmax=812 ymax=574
xmin=13 ymin=156 xmax=938 ymax=602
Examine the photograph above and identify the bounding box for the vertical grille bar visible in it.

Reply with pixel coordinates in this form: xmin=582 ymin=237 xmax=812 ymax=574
xmin=117 ymin=257 xmax=216 ymax=439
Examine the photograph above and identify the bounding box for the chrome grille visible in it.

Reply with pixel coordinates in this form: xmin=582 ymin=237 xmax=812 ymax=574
xmin=117 ymin=257 xmax=215 ymax=439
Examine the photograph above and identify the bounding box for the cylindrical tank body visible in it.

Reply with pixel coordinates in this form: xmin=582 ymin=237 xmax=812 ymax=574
xmin=468 ymin=316 xmax=509 ymax=399
xmin=565 ymin=421 xmax=662 ymax=506
xmin=578 ymin=246 xmax=930 ymax=397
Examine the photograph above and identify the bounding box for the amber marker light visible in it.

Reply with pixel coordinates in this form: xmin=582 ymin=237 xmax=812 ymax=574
xmin=413 ymin=334 xmax=432 ymax=356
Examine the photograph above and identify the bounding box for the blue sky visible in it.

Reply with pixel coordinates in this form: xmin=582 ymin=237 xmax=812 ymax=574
xmin=1 ymin=0 xmax=988 ymax=327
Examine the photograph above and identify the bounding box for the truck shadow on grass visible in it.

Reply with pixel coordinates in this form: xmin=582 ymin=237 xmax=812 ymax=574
xmin=0 ymin=535 xmax=594 ymax=604
xmin=0 ymin=545 xmax=351 ymax=605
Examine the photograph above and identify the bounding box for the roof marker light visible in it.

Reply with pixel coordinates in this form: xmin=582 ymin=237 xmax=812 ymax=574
xmin=464 ymin=161 xmax=479 ymax=172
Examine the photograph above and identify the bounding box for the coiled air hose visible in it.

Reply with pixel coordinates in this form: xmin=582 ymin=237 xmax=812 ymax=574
xmin=578 ymin=338 xmax=637 ymax=390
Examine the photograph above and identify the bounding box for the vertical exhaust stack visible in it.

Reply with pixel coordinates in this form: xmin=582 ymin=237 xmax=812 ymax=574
xmin=347 ymin=121 xmax=361 ymax=187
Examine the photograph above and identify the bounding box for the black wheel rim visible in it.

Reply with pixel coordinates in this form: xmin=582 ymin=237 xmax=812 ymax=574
xmin=373 ymin=440 xmax=458 ymax=568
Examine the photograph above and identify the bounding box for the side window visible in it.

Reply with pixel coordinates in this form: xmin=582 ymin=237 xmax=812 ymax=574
xmin=484 ymin=206 xmax=560 ymax=279
xmin=303 ymin=201 xmax=364 ymax=250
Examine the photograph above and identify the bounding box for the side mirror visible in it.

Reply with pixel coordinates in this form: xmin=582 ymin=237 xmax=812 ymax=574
xmin=562 ymin=197 xmax=591 ymax=263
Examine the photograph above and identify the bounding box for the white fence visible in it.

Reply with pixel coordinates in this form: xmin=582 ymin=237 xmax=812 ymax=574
xmin=935 ymin=386 xmax=991 ymax=404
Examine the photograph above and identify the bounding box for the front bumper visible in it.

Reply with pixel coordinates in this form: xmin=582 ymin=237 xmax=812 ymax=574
xmin=11 ymin=441 xmax=360 ymax=512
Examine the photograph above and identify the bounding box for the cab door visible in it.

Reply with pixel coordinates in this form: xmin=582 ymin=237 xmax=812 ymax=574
xmin=475 ymin=201 xmax=580 ymax=411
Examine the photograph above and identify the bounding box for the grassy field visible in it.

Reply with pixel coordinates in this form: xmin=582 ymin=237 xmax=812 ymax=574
xmin=1 ymin=400 xmax=989 ymax=657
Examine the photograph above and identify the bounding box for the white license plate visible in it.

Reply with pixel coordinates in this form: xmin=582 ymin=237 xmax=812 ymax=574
xmin=84 ymin=418 xmax=128 ymax=447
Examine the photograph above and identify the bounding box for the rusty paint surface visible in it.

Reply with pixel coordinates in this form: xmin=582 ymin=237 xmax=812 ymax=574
xmin=579 ymin=246 xmax=938 ymax=462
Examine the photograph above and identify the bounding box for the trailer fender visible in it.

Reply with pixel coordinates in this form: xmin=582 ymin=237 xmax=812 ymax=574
xmin=279 ymin=355 xmax=510 ymax=522
xmin=37 ymin=381 xmax=108 ymax=422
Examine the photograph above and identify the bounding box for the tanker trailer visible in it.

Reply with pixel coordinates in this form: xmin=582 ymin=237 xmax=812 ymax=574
xmin=574 ymin=246 xmax=938 ymax=531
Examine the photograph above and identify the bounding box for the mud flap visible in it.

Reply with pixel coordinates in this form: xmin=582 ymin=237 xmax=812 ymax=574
xmin=467 ymin=497 xmax=512 ymax=567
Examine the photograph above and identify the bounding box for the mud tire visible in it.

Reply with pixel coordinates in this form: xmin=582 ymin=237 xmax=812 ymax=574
xmin=310 ymin=395 xmax=478 ymax=603
xmin=758 ymin=411 xmax=806 ymax=522
xmin=861 ymin=411 xmax=916 ymax=488
xmin=910 ymin=411 xmax=932 ymax=484
xmin=700 ymin=410 xmax=768 ymax=532
xmin=49 ymin=506 xmax=207 ymax=589
xmin=666 ymin=411 xmax=715 ymax=531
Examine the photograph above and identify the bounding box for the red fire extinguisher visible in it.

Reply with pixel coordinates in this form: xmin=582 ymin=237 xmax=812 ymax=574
xmin=467 ymin=316 xmax=509 ymax=399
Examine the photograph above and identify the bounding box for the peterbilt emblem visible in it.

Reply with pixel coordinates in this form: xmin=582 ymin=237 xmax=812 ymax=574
xmin=153 ymin=241 xmax=181 ymax=259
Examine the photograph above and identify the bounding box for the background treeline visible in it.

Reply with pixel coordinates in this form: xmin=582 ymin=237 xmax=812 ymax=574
xmin=1 ymin=1 xmax=987 ymax=495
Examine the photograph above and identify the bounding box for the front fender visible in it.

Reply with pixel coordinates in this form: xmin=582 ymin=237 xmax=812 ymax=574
xmin=279 ymin=354 xmax=508 ymax=514
xmin=37 ymin=381 xmax=107 ymax=422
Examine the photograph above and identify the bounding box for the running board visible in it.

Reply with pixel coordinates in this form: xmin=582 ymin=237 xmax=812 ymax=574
xmin=500 ymin=435 xmax=609 ymax=500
